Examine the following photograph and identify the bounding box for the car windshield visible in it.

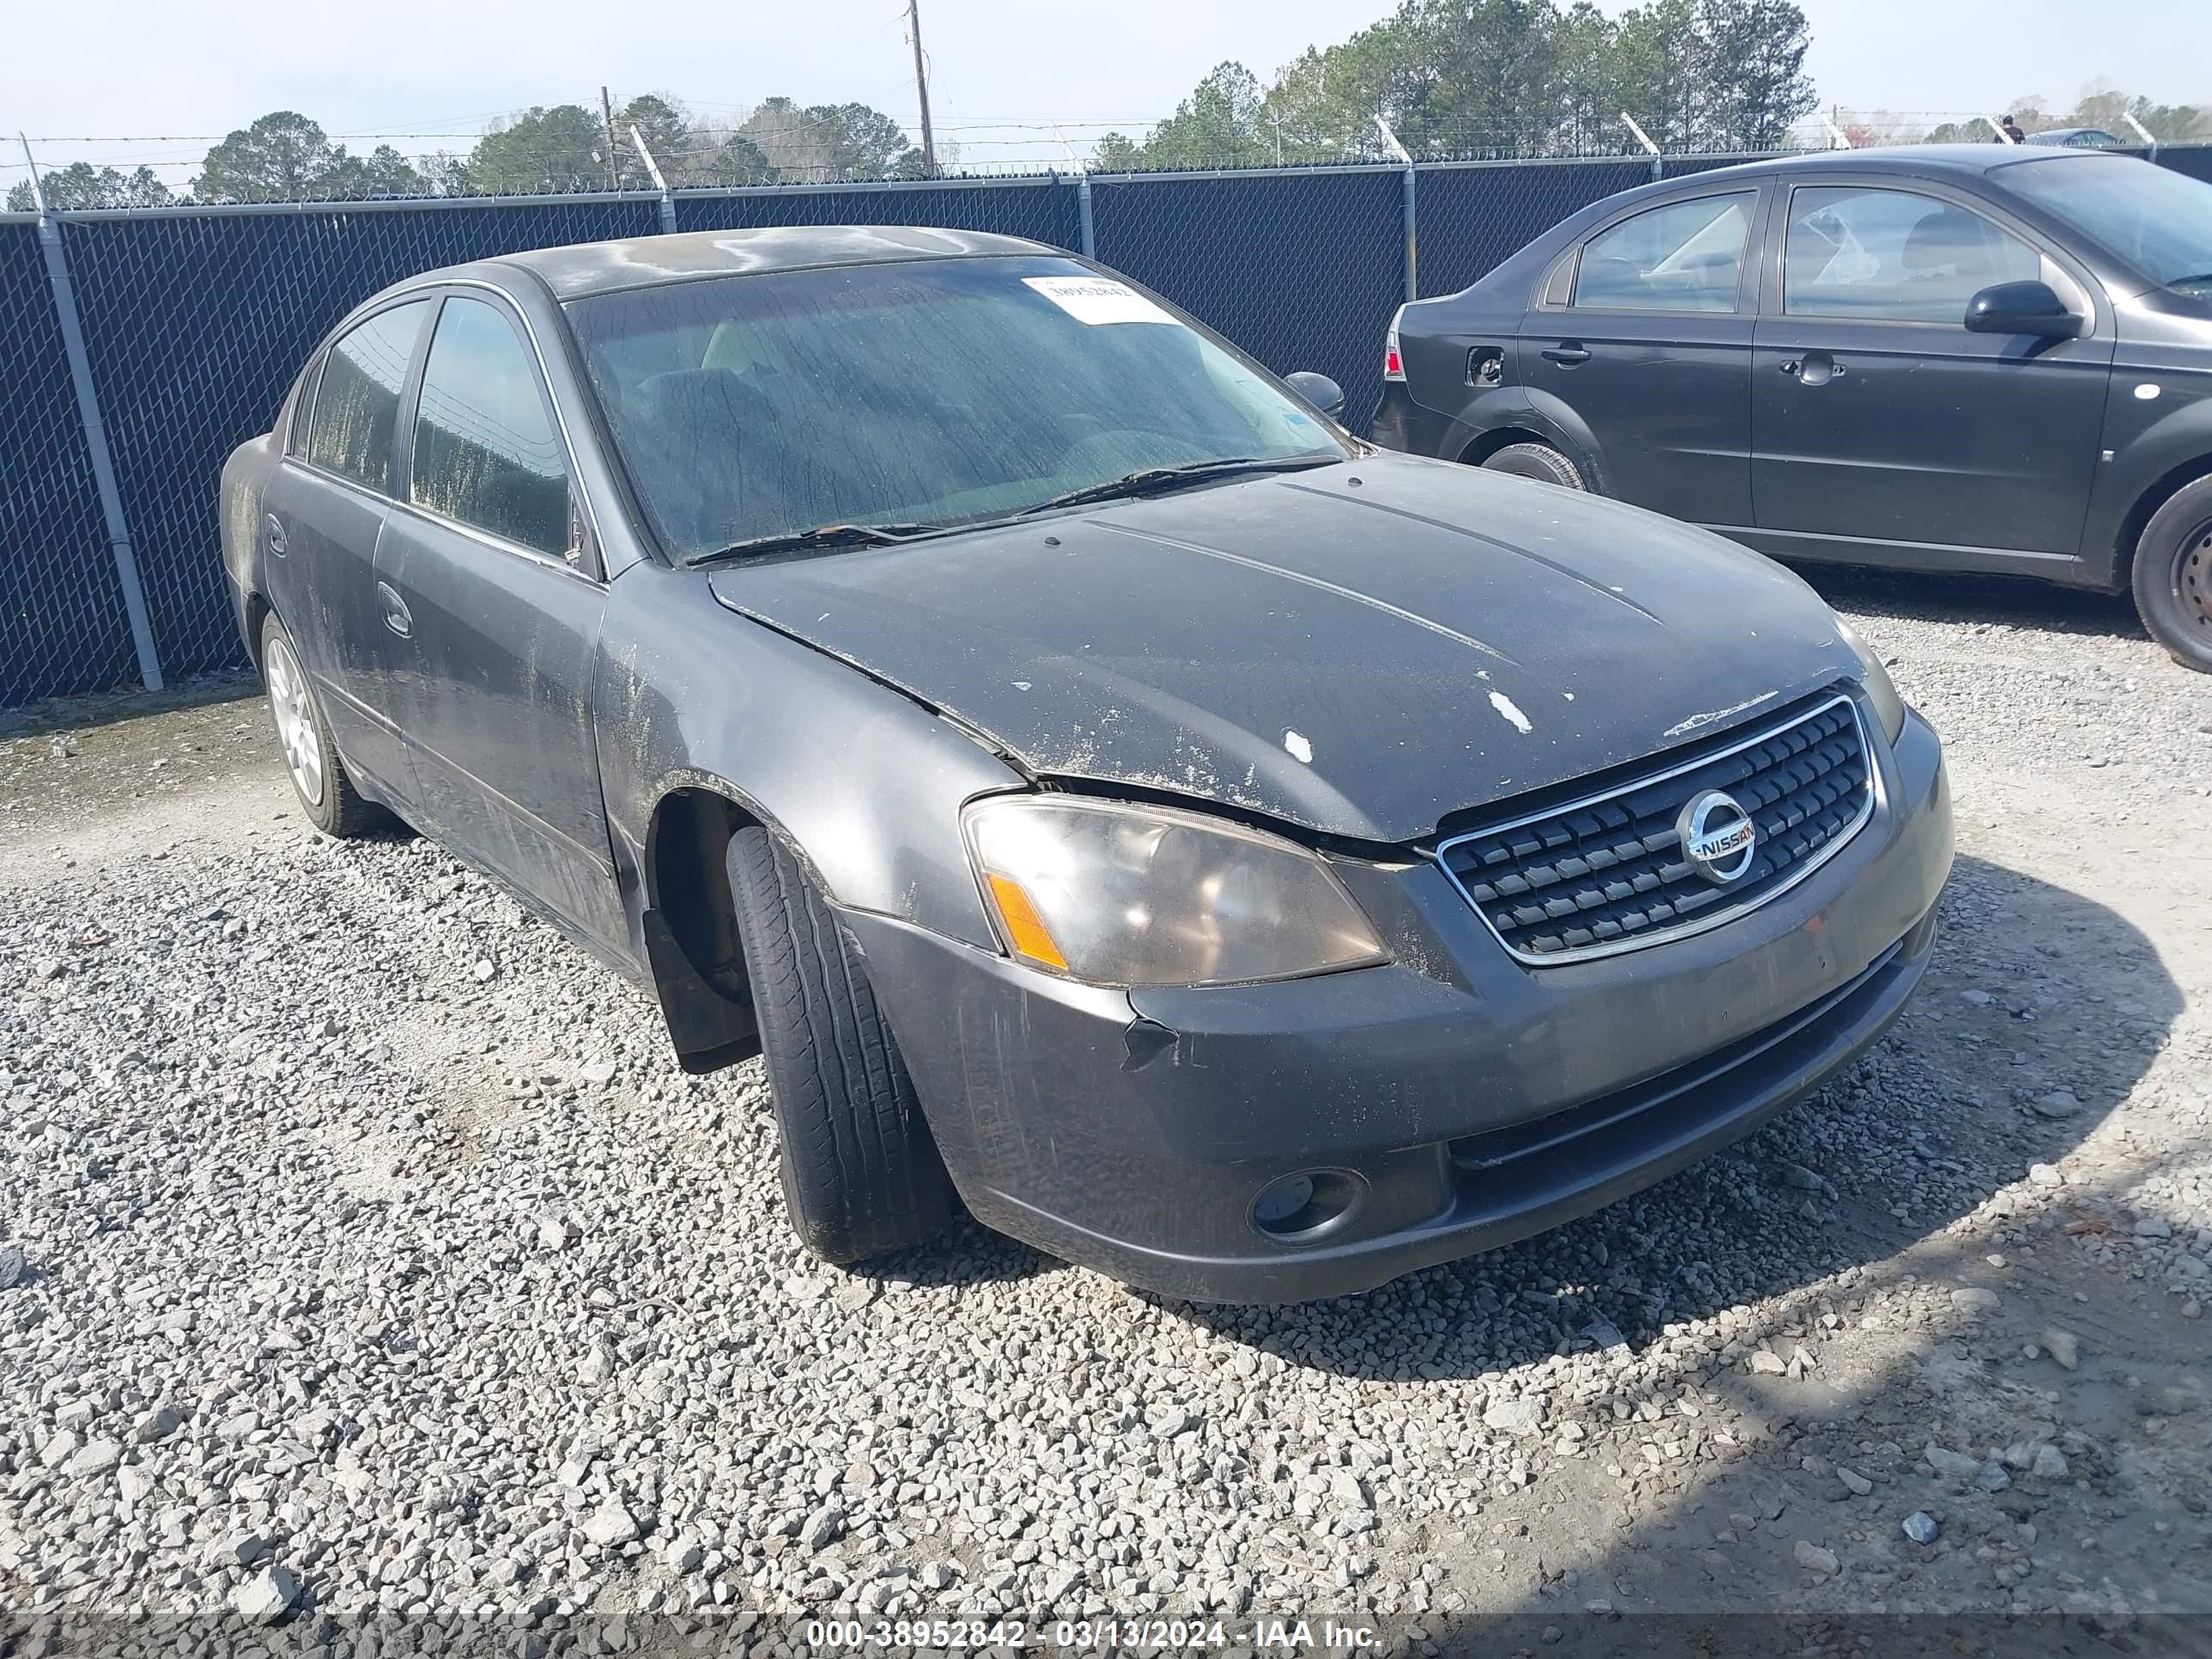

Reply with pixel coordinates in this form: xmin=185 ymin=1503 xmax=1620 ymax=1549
xmin=563 ymin=254 xmax=1346 ymax=560
xmin=1999 ymin=156 xmax=2212 ymax=296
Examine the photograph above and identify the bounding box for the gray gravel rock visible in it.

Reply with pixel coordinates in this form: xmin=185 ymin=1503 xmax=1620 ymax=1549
xmin=583 ymin=1502 xmax=640 ymax=1547
xmin=1903 ymin=1511 xmax=1942 ymax=1545
xmin=798 ymin=1503 xmax=845 ymax=1550
xmin=230 ymin=1562 xmax=299 ymax=1625
xmin=1794 ymin=1540 xmax=1840 ymax=1576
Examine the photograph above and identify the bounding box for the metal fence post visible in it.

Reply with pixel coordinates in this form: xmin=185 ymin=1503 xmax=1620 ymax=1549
xmin=1372 ymin=116 xmax=1418 ymax=301
xmin=20 ymin=141 xmax=164 ymax=692
xmin=1621 ymin=112 xmax=1662 ymax=181
xmin=1077 ymin=173 xmax=1096 ymax=258
xmin=2122 ymin=111 xmax=2160 ymax=163
xmin=629 ymin=124 xmax=679 ymax=234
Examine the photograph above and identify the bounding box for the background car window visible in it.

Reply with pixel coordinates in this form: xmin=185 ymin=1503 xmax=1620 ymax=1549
xmin=303 ymin=301 xmax=428 ymax=492
xmin=1572 ymin=194 xmax=1754 ymax=312
xmin=411 ymin=296 xmax=569 ymax=557
xmin=1784 ymin=187 xmax=2041 ymax=323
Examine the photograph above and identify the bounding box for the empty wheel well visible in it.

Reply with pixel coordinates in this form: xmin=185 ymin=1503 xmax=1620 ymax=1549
xmin=2118 ymin=454 xmax=2212 ymax=585
xmin=1459 ymin=428 xmax=1554 ymax=467
xmin=642 ymin=787 xmax=763 ymax=1071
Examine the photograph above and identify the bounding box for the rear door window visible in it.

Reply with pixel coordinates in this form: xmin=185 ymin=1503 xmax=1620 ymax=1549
xmin=1573 ymin=193 xmax=1756 ymax=313
xmin=410 ymin=295 xmax=571 ymax=557
xmin=303 ymin=301 xmax=428 ymax=493
xmin=1784 ymin=186 xmax=2041 ymax=322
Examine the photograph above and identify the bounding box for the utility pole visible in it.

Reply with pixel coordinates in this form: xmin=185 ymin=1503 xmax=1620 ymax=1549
xmin=908 ymin=0 xmax=938 ymax=177
xmin=600 ymin=87 xmax=621 ymax=189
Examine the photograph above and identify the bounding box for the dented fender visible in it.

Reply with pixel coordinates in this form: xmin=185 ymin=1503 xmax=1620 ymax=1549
xmin=592 ymin=561 xmax=1021 ymax=962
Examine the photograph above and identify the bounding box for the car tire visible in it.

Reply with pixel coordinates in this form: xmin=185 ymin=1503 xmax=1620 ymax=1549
xmin=1479 ymin=442 xmax=1586 ymax=489
xmin=2131 ymin=476 xmax=2212 ymax=674
xmin=259 ymin=611 xmax=383 ymax=837
xmin=726 ymin=824 xmax=957 ymax=1265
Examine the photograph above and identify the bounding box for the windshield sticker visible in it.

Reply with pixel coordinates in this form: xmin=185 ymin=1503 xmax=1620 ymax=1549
xmin=1023 ymin=276 xmax=1179 ymax=325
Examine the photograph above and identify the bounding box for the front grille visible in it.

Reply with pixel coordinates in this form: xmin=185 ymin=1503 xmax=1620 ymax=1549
xmin=1436 ymin=693 xmax=1875 ymax=965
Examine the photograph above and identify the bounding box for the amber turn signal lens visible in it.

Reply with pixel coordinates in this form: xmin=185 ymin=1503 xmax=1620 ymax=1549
xmin=986 ymin=872 xmax=1070 ymax=972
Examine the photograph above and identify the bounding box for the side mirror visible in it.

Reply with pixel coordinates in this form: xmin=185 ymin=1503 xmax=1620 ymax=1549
xmin=1964 ymin=280 xmax=2082 ymax=339
xmin=1284 ymin=370 xmax=1347 ymax=423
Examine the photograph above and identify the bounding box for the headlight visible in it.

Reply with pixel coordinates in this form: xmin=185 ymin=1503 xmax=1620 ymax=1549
xmin=1836 ymin=617 xmax=1907 ymax=743
xmin=963 ymin=796 xmax=1390 ymax=988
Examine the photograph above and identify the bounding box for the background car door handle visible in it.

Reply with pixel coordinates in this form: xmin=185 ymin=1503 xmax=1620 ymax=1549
xmin=1780 ymin=353 xmax=1845 ymax=386
xmin=376 ymin=580 xmax=412 ymax=639
xmin=1541 ymin=345 xmax=1592 ymax=366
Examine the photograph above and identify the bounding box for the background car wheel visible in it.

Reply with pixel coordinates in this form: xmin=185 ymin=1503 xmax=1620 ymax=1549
xmin=726 ymin=825 xmax=957 ymax=1265
xmin=2132 ymin=477 xmax=2212 ymax=673
xmin=258 ymin=612 xmax=382 ymax=837
xmin=1479 ymin=441 xmax=1586 ymax=489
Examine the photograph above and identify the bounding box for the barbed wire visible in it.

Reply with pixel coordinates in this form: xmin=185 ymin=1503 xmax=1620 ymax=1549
xmin=9 ymin=105 xmax=2197 ymax=210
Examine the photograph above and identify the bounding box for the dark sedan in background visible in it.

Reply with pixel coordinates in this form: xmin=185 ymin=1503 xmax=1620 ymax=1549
xmin=223 ymin=226 xmax=1950 ymax=1304
xmin=1372 ymin=147 xmax=2212 ymax=672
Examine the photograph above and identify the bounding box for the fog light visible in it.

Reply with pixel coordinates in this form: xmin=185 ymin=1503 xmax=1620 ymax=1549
xmin=1249 ymin=1170 xmax=1365 ymax=1242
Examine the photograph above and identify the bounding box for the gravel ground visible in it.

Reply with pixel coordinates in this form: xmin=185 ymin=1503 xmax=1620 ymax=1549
xmin=2 ymin=569 xmax=2210 ymax=1656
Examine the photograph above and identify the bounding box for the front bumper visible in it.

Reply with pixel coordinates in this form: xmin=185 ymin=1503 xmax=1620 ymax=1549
xmin=848 ymin=704 xmax=1953 ymax=1304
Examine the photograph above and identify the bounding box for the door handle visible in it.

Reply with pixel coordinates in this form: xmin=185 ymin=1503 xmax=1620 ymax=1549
xmin=376 ymin=580 xmax=412 ymax=639
xmin=1780 ymin=352 xmax=1845 ymax=386
xmin=264 ymin=514 xmax=288 ymax=558
xmin=1541 ymin=344 xmax=1592 ymax=367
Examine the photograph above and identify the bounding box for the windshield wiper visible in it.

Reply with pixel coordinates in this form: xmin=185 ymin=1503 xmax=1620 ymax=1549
xmin=1011 ymin=455 xmax=1338 ymax=518
xmin=688 ymin=521 xmax=945 ymax=564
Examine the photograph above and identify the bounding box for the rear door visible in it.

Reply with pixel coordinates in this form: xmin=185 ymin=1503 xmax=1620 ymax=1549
xmin=1519 ymin=188 xmax=1763 ymax=526
xmin=374 ymin=289 xmax=627 ymax=954
xmin=260 ymin=298 xmax=432 ymax=801
xmin=1749 ymin=179 xmax=2115 ymax=564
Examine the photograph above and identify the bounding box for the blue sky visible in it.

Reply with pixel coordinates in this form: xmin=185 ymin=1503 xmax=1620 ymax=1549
xmin=3 ymin=0 xmax=2203 ymax=186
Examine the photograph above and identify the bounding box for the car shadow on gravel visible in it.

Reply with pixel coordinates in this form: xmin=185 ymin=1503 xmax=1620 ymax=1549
xmin=1448 ymin=1125 xmax=2212 ymax=1646
xmin=1792 ymin=564 xmax=2145 ymax=644
xmin=1154 ymin=852 xmax=2180 ymax=1388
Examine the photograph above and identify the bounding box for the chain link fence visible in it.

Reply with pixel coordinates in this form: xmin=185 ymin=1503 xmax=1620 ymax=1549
xmin=58 ymin=197 xmax=657 ymax=682
xmin=0 ymin=218 xmax=136 ymax=707
xmin=1093 ymin=167 xmax=1407 ymax=446
xmin=7 ymin=144 xmax=2212 ymax=708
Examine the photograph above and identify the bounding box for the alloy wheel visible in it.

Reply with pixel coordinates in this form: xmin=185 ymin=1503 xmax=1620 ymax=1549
xmin=264 ymin=635 xmax=325 ymax=808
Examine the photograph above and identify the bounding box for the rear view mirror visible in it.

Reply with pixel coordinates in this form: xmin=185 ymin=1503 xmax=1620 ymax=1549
xmin=1964 ymin=280 xmax=2082 ymax=339
xmin=1284 ymin=370 xmax=1347 ymax=423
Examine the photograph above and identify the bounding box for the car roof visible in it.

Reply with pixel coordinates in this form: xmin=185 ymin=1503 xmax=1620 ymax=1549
xmin=475 ymin=224 xmax=1061 ymax=301
xmin=1649 ymin=143 xmax=2118 ymax=186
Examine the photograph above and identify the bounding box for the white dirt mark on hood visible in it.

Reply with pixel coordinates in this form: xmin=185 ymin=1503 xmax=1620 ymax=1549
xmin=1663 ymin=690 xmax=1779 ymax=740
xmin=1488 ymin=691 xmax=1533 ymax=734
xmin=1283 ymin=730 xmax=1314 ymax=764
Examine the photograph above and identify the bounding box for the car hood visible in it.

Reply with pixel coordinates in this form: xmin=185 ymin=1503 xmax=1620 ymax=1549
xmin=706 ymin=453 xmax=1860 ymax=844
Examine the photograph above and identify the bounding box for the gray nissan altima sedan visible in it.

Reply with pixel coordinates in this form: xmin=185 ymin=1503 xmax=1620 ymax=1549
xmin=221 ymin=226 xmax=1954 ymax=1304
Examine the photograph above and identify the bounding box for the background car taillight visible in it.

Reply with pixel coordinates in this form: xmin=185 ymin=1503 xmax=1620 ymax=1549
xmin=1383 ymin=306 xmax=1406 ymax=382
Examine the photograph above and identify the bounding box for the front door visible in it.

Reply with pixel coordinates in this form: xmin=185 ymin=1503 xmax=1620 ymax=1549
xmin=374 ymin=290 xmax=627 ymax=956
xmin=262 ymin=298 xmax=432 ymax=802
xmin=1519 ymin=188 xmax=1762 ymax=527
xmin=1751 ymin=182 xmax=2115 ymax=565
